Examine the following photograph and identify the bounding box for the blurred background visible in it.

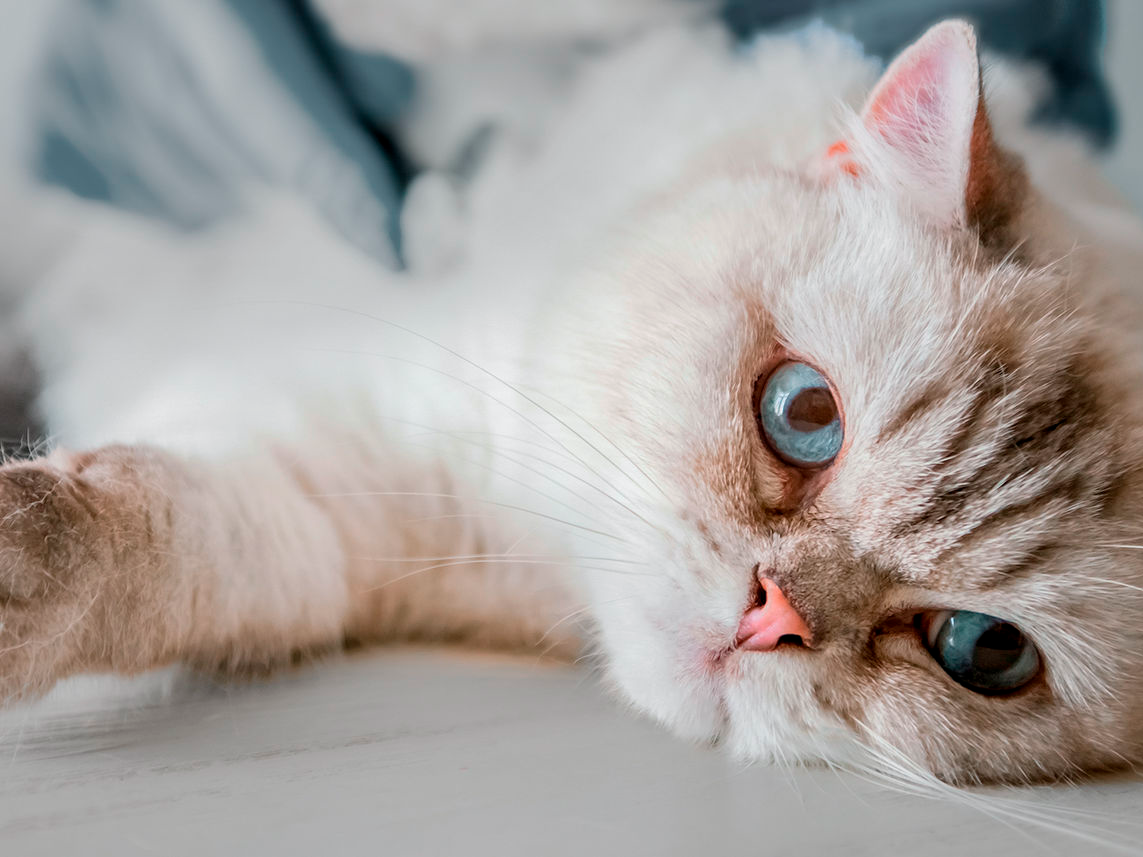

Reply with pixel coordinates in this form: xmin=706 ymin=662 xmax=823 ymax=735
xmin=0 ymin=0 xmax=1139 ymax=438
xmin=1104 ymin=0 xmax=1142 ymax=211
xmin=4 ymin=0 xmax=1140 ymax=267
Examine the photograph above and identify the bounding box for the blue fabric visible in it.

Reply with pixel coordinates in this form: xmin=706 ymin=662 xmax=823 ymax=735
xmin=31 ymin=0 xmax=1114 ymax=268
xmin=33 ymin=0 xmax=411 ymax=266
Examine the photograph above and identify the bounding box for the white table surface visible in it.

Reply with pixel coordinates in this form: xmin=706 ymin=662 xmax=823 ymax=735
xmin=1 ymin=647 xmax=1140 ymax=857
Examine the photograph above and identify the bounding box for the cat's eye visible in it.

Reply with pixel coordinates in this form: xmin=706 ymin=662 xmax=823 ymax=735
xmin=758 ymin=362 xmax=843 ymax=468
xmin=922 ymin=610 xmax=1041 ymax=695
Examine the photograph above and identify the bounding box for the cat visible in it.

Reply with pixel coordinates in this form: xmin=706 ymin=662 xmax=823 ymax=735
xmin=3 ymin=15 xmax=1143 ymax=789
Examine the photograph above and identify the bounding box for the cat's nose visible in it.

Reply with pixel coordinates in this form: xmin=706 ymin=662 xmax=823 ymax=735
xmin=735 ymin=578 xmax=813 ymax=651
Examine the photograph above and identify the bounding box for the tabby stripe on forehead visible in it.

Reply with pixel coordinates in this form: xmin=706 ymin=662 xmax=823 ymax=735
xmin=888 ymin=382 xmax=1009 ymax=535
xmin=931 ymin=475 xmax=1084 ymax=569
xmin=957 ymin=543 xmax=1062 ymax=588
xmin=900 ymin=436 xmax=1083 ymax=536
xmin=1096 ymin=467 xmax=1134 ymax=520
xmin=876 ymin=381 xmax=948 ymax=445
xmin=894 ymin=388 xmax=1102 ymax=541
xmin=878 ymin=360 xmax=1007 ymax=455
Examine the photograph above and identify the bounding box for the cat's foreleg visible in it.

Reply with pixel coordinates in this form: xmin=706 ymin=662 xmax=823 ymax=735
xmin=0 ymin=443 xmax=351 ymax=701
xmin=0 ymin=192 xmax=585 ymax=701
xmin=0 ymin=433 xmax=586 ymax=702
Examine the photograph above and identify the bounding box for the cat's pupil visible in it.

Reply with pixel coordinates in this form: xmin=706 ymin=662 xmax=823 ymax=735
xmin=971 ymin=623 xmax=1025 ymax=673
xmin=786 ymin=387 xmax=836 ymax=432
xmin=924 ymin=610 xmax=1041 ymax=695
xmin=757 ymin=361 xmax=844 ymax=468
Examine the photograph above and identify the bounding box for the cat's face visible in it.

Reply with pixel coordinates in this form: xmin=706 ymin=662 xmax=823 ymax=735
xmin=546 ymin=22 xmax=1143 ymax=783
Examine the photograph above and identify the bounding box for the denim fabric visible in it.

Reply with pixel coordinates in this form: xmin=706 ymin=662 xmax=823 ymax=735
xmin=33 ymin=0 xmax=411 ymax=266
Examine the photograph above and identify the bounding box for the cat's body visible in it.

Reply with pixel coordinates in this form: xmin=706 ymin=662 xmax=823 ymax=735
xmin=4 ymin=15 xmax=1143 ymax=785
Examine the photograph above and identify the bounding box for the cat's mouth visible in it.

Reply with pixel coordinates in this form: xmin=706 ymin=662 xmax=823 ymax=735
xmin=707 ymin=623 xmax=811 ymax=677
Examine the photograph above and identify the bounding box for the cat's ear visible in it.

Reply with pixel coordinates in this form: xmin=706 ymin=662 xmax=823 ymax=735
xmin=841 ymin=20 xmax=1025 ymax=241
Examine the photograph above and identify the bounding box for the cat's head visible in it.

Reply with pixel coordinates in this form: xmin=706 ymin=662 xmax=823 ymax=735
xmin=549 ymin=20 xmax=1143 ymax=784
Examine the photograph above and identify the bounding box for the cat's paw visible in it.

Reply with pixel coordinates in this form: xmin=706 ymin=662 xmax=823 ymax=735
xmin=0 ymin=451 xmax=172 ymax=704
xmin=0 ymin=461 xmax=108 ymax=702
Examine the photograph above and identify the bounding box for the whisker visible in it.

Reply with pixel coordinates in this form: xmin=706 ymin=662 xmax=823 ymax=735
xmin=306 ymin=345 xmax=648 ymax=513
xmin=848 ymin=730 xmax=1143 ymax=853
xmin=400 ymin=512 xmax=501 ymax=525
xmin=489 ymin=441 xmax=657 ymax=531
xmin=391 ymin=436 xmax=622 ymax=535
xmin=387 ymin=421 xmax=652 ymax=530
xmin=501 ymin=530 xmax=534 ymax=556
xmin=537 ymin=602 xmax=599 ymax=646
xmin=1073 ymin=577 xmax=1143 ymax=595
xmin=397 ymin=425 xmax=658 ymax=533
xmin=361 ymin=558 xmax=652 ymax=594
xmin=349 ymin=552 xmax=638 ymax=565
xmin=309 ymin=490 xmax=627 ymax=543
xmin=521 ymin=382 xmax=672 ymax=503
xmin=240 ymin=298 xmax=660 ymax=503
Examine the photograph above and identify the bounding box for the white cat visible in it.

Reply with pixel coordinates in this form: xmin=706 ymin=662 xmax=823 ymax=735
xmin=3 ymin=13 xmax=1143 ymax=786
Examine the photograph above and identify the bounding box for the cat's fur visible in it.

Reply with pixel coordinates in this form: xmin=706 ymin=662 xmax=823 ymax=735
xmin=4 ymin=13 xmax=1143 ymax=786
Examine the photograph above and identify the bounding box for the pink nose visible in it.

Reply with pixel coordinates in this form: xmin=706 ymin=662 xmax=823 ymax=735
xmin=735 ymin=578 xmax=813 ymax=652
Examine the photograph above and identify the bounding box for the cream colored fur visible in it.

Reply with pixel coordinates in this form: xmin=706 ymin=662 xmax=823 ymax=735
xmin=3 ymin=12 xmax=1143 ymax=788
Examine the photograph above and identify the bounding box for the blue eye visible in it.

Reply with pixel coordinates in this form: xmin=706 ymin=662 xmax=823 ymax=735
xmin=924 ymin=610 xmax=1041 ymax=695
xmin=758 ymin=362 xmax=843 ymax=468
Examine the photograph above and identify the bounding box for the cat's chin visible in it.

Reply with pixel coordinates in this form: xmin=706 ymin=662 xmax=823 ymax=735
xmin=716 ymin=652 xmax=858 ymax=765
xmin=598 ymin=617 xmax=854 ymax=764
xmin=594 ymin=620 xmax=728 ymax=745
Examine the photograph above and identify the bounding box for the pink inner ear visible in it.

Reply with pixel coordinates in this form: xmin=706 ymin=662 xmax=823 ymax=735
xmin=866 ymin=39 xmax=953 ymax=135
xmin=857 ymin=20 xmax=982 ymax=224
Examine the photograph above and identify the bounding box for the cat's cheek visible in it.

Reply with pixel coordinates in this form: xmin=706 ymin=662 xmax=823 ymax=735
xmin=606 ymin=654 xmax=727 ymax=744
xmin=594 ymin=611 xmax=727 ymax=743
